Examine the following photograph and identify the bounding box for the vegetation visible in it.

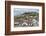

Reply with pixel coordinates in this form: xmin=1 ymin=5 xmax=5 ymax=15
xmin=14 ymin=12 xmax=39 ymax=27
xmin=14 ymin=12 xmax=39 ymax=20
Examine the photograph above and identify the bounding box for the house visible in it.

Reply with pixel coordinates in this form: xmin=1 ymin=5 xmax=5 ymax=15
xmin=31 ymin=19 xmax=38 ymax=26
xmin=22 ymin=22 xmax=28 ymax=26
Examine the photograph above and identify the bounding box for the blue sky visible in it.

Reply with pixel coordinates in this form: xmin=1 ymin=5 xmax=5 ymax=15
xmin=14 ymin=8 xmax=39 ymax=16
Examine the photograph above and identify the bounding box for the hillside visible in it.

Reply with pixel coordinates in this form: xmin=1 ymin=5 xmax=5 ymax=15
xmin=14 ymin=12 xmax=39 ymax=27
xmin=14 ymin=12 xmax=39 ymax=20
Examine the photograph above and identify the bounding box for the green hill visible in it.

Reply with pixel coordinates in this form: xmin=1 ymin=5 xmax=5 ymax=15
xmin=14 ymin=12 xmax=39 ymax=20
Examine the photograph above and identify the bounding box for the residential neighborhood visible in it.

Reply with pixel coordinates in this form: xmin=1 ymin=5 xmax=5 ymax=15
xmin=14 ymin=12 xmax=39 ymax=27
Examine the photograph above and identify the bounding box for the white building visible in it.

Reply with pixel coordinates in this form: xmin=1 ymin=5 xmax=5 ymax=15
xmin=22 ymin=22 xmax=28 ymax=26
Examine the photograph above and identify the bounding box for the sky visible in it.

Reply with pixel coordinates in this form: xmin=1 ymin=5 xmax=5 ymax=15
xmin=14 ymin=8 xmax=39 ymax=16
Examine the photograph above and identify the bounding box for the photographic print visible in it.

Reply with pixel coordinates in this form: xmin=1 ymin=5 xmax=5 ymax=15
xmin=14 ymin=8 xmax=39 ymax=27
xmin=5 ymin=1 xmax=45 ymax=35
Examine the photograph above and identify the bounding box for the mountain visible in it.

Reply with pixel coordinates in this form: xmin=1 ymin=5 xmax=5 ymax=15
xmin=14 ymin=12 xmax=39 ymax=20
xmin=22 ymin=12 xmax=39 ymax=16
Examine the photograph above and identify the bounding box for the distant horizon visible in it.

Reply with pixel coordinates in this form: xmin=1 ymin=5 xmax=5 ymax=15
xmin=14 ymin=8 xmax=39 ymax=16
